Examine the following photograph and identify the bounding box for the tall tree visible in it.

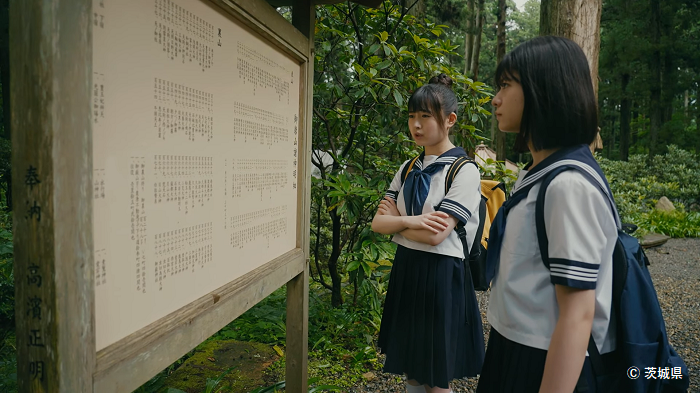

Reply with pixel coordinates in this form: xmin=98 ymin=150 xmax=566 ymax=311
xmin=619 ymin=72 xmax=631 ymax=160
xmin=541 ymin=0 xmax=602 ymax=96
xmin=470 ymin=0 xmax=486 ymax=80
xmin=648 ymin=0 xmax=661 ymax=159
xmin=464 ymin=0 xmax=475 ymax=75
xmin=540 ymin=0 xmax=603 ymax=150
xmin=494 ymin=0 xmax=507 ymax=160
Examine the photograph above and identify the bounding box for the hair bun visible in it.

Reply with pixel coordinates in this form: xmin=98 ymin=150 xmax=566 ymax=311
xmin=429 ymin=73 xmax=453 ymax=89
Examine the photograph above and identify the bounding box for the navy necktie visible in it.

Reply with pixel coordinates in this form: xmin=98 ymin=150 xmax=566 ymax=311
xmin=403 ymin=158 xmax=451 ymax=216
xmin=484 ymin=187 xmax=532 ymax=284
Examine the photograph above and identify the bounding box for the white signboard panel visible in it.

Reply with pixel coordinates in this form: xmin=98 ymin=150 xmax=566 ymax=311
xmin=92 ymin=0 xmax=301 ymax=350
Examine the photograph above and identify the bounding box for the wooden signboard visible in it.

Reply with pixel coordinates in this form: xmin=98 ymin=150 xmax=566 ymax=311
xmin=10 ymin=0 xmax=313 ymax=391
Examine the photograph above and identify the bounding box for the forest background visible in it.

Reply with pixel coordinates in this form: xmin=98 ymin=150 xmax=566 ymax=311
xmin=0 ymin=0 xmax=699 ymax=391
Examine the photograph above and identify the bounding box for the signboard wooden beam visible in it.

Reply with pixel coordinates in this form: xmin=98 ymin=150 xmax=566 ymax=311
xmin=11 ymin=0 xmax=95 ymax=391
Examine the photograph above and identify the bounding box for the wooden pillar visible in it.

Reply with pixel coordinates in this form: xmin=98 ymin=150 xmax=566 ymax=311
xmin=11 ymin=0 xmax=95 ymax=391
xmin=288 ymin=0 xmax=313 ymax=392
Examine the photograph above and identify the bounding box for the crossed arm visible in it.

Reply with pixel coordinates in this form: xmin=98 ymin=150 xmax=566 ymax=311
xmin=370 ymin=197 xmax=458 ymax=246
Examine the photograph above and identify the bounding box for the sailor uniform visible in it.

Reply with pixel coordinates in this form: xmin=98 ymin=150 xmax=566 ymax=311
xmin=476 ymin=144 xmax=618 ymax=393
xmin=378 ymin=147 xmax=485 ymax=389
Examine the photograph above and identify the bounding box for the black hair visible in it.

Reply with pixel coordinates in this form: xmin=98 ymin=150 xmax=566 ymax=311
xmin=494 ymin=35 xmax=598 ymax=152
xmin=407 ymin=73 xmax=458 ymax=129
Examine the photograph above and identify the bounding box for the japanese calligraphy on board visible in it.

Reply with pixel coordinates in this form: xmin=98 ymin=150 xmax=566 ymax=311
xmin=92 ymin=0 xmax=301 ymax=350
xmin=23 ymin=165 xmax=47 ymax=384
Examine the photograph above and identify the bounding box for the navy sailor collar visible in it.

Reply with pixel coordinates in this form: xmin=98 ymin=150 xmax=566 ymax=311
xmin=413 ymin=146 xmax=467 ymax=171
xmin=510 ymin=143 xmax=620 ymax=227
xmin=512 ymin=144 xmax=607 ymax=194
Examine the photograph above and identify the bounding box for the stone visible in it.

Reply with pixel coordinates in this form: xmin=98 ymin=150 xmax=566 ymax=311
xmin=641 ymin=233 xmax=671 ymax=248
xmin=655 ymin=196 xmax=676 ymax=212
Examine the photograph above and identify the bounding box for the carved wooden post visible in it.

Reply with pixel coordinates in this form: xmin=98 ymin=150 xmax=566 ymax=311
xmin=11 ymin=0 xmax=95 ymax=391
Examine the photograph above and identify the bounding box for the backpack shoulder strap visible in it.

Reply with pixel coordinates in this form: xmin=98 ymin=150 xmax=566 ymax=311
xmin=534 ymin=166 xmax=607 ymax=385
xmin=400 ymin=155 xmax=421 ymax=185
xmin=535 ymin=163 xmax=620 ymax=266
xmin=534 ymin=166 xmax=573 ymax=268
xmin=444 ymin=155 xmax=477 ymax=195
xmin=445 ymin=156 xmax=483 ymax=259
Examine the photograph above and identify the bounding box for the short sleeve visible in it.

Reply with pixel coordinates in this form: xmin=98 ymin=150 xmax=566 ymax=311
xmin=544 ymin=172 xmax=617 ymax=290
xmin=384 ymin=160 xmax=409 ymax=202
xmin=437 ymin=162 xmax=481 ymax=225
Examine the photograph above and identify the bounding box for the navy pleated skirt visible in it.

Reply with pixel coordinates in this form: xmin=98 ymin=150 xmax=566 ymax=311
xmin=476 ymin=328 xmax=621 ymax=393
xmin=378 ymin=245 xmax=485 ymax=389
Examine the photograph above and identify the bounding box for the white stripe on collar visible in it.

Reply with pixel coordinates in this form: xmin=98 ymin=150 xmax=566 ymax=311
xmin=513 ymin=159 xmax=621 ymax=228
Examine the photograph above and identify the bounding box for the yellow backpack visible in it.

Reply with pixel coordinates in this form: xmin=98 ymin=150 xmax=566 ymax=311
xmin=401 ymin=155 xmax=506 ymax=290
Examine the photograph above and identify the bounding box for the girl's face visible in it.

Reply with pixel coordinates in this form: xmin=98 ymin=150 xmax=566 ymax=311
xmin=492 ymin=75 xmax=524 ymax=133
xmin=408 ymin=110 xmax=455 ymax=148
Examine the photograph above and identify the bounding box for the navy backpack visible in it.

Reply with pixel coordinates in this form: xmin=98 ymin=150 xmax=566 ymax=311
xmin=534 ymin=161 xmax=690 ymax=393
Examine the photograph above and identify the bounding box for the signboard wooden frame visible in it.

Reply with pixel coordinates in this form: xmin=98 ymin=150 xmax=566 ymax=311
xmin=10 ymin=0 xmax=313 ymax=391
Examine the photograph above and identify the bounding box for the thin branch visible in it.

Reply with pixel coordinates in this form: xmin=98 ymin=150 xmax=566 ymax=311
xmin=314 ymin=107 xmax=338 ymax=155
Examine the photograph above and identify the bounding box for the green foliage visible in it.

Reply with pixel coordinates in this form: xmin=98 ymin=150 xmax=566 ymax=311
xmin=207 ymin=281 xmax=386 ymax=389
xmin=507 ymin=0 xmax=540 ymax=52
xmin=0 ymin=206 xmax=14 ymax=392
xmin=597 ymin=146 xmax=700 ymax=237
xmin=477 ymin=157 xmax=521 ymax=194
xmin=598 ymin=0 xmax=700 ymax=159
xmin=311 ymin=0 xmax=493 ymax=306
xmin=633 ymin=211 xmax=700 ymax=238
xmin=213 ymin=290 xmax=287 ymax=345
xmin=165 ymin=367 xmax=236 ymax=393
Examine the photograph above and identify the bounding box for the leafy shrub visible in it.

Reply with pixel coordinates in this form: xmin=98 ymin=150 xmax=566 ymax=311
xmin=0 ymin=206 xmax=15 ymax=392
xmin=597 ymin=145 xmax=700 ymax=237
xmin=311 ymin=0 xmax=493 ymax=307
xmin=632 ymin=211 xmax=700 ymax=238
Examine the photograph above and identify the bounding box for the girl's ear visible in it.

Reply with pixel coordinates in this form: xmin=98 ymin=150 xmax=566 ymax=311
xmin=446 ymin=112 xmax=457 ymax=128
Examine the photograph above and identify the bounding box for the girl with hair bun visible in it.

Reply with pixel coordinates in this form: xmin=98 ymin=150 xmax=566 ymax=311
xmin=372 ymin=73 xmax=485 ymax=393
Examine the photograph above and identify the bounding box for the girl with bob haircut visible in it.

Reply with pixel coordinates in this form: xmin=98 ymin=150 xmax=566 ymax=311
xmin=477 ymin=36 xmax=620 ymax=392
xmin=372 ymin=74 xmax=485 ymax=393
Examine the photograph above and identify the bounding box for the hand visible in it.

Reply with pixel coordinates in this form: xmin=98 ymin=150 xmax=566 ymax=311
xmin=404 ymin=211 xmax=450 ymax=234
xmin=377 ymin=197 xmax=401 ymax=216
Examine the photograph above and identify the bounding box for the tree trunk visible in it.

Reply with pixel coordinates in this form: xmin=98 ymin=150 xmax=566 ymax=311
xmin=540 ymin=0 xmax=603 ymax=152
xmin=470 ymin=0 xmax=485 ymax=81
xmin=619 ymin=73 xmax=631 ymax=161
xmin=632 ymin=102 xmax=639 ymax=147
xmin=328 ymin=210 xmax=343 ymax=306
xmin=540 ymin=0 xmax=602 ymax=95
xmin=465 ymin=0 xmax=475 ymax=75
xmin=608 ymin=113 xmax=616 ymax=158
xmin=697 ymin=113 xmax=700 ymax=154
xmin=495 ymin=0 xmax=507 ymax=160
xmin=649 ymin=0 xmax=661 ymax=160
xmin=407 ymin=0 xmax=425 ymax=18
xmin=661 ymin=10 xmax=675 ymax=126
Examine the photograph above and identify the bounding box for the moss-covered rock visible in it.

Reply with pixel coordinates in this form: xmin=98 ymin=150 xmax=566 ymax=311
xmin=163 ymin=340 xmax=280 ymax=393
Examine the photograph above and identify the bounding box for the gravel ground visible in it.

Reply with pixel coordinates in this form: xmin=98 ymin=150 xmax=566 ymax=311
xmin=348 ymin=238 xmax=700 ymax=393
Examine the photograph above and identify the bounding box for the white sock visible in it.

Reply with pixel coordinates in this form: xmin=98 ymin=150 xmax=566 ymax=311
xmin=405 ymin=382 xmax=426 ymax=393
